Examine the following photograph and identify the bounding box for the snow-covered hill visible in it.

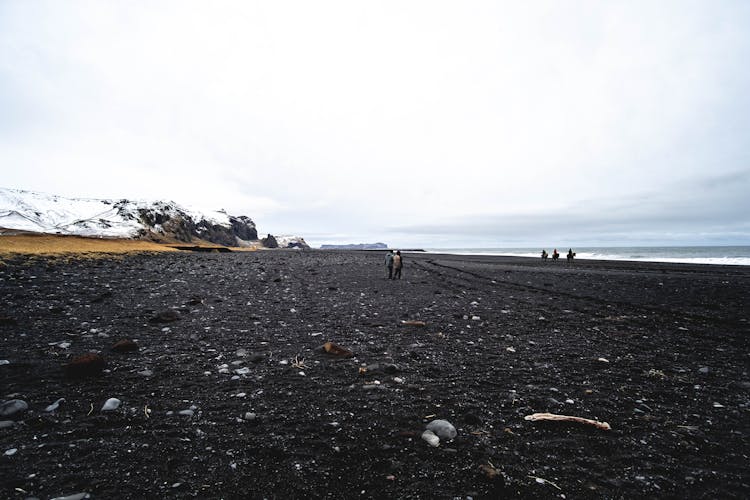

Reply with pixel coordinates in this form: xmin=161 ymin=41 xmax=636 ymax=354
xmin=275 ymin=235 xmax=310 ymax=249
xmin=0 ymin=187 xmax=264 ymax=246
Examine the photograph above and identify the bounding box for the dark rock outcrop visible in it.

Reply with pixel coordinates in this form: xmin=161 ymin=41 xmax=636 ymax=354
xmin=127 ymin=203 xmax=258 ymax=246
xmin=229 ymin=216 xmax=258 ymax=241
xmin=261 ymin=234 xmax=279 ymax=248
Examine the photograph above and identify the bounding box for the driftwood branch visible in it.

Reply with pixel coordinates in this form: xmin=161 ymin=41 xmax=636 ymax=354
xmin=524 ymin=412 xmax=611 ymax=430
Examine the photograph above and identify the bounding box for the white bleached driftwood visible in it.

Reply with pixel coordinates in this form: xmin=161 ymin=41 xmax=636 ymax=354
xmin=524 ymin=412 xmax=611 ymax=430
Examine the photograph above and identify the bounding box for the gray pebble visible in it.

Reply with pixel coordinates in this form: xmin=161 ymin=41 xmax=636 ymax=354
xmin=50 ymin=494 xmax=91 ymax=500
xmin=0 ymin=420 xmax=15 ymax=429
xmin=178 ymin=409 xmax=194 ymax=417
xmin=0 ymin=399 xmax=28 ymax=417
xmin=698 ymin=367 xmax=710 ymax=375
xmin=426 ymin=419 xmax=457 ymax=440
xmin=101 ymin=398 xmax=121 ymax=411
xmin=45 ymin=398 xmax=65 ymax=412
xmin=421 ymin=429 xmax=440 ymax=447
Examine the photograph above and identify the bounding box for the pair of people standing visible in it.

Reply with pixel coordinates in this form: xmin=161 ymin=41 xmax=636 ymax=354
xmin=384 ymin=250 xmax=403 ymax=279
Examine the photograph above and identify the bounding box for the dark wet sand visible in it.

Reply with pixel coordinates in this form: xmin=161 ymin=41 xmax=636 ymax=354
xmin=1 ymin=250 xmax=749 ymax=498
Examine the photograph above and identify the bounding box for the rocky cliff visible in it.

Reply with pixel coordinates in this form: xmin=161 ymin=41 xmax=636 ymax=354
xmin=0 ymin=188 xmax=268 ymax=247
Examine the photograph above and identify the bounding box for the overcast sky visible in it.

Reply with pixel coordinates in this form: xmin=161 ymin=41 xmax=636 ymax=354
xmin=1 ymin=1 xmax=749 ymax=247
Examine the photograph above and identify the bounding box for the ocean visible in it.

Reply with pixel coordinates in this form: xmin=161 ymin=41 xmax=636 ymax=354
xmin=424 ymin=246 xmax=750 ymax=266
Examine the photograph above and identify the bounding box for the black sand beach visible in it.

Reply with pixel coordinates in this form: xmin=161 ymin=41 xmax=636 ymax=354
xmin=1 ymin=250 xmax=749 ymax=499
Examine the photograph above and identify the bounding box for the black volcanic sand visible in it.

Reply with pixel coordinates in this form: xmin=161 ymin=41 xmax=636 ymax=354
xmin=1 ymin=250 xmax=749 ymax=499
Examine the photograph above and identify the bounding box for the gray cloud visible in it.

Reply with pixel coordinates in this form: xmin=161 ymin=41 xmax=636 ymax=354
xmin=390 ymin=171 xmax=750 ymax=245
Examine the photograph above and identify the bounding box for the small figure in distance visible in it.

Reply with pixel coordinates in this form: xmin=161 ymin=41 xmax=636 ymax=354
xmin=393 ymin=250 xmax=403 ymax=280
xmin=541 ymin=249 xmax=548 ymax=260
xmin=384 ymin=249 xmax=394 ymax=279
xmin=567 ymin=248 xmax=576 ymax=262
xmin=552 ymin=248 xmax=560 ymax=260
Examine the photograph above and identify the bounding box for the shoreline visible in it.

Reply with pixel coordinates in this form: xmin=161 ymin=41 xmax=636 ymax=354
xmin=421 ymin=246 xmax=750 ymax=267
xmin=2 ymin=232 xmax=748 ymax=266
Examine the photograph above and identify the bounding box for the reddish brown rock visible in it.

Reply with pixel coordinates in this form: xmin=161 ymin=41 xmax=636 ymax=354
xmin=321 ymin=341 xmax=354 ymax=358
xmin=111 ymin=339 xmax=139 ymax=353
xmin=64 ymin=353 xmax=106 ymax=378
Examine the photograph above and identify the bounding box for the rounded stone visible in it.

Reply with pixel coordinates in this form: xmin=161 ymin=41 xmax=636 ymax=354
xmin=0 ymin=399 xmax=28 ymax=418
xmin=421 ymin=430 xmax=440 ymax=447
xmin=426 ymin=419 xmax=457 ymax=440
xmin=101 ymin=398 xmax=121 ymax=411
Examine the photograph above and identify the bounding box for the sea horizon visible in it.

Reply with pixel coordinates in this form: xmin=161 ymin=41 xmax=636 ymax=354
xmin=422 ymin=245 xmax=750 ymax=266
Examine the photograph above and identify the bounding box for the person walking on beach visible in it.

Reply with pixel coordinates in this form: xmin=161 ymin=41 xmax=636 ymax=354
xmin=384 ymin=249 xmax=394 ymax=279
xmin=393 ymin=250 xmax=403 ymax=279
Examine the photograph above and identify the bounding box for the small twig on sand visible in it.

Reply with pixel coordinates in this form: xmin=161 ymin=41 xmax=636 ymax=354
xmin=87 ymin=403 xmax=94 ymax=416
xmin=524 ymin=412 xmax=611 ymax=431
xmin=144 ymin=404 xmax=150 ymax=419
xmin=528 ymin=475 xmax=562 ymax=490
xmin=291 ymin=355 xmax=306 ymax=369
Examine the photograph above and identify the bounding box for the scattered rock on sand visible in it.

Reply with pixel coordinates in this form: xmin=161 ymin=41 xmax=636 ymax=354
xmin=322 ymin=341 xmax=354 ymax=358
xmin=65 ymin=353 xmax=106 ymax=378
xmin=0 ymin=399 xmax=29 ymax=418
xmin=421 ymin=430 xmax=440 ymax=447
xmin=50 ymin=493 xmax=91 ymax=500
xmin=111 ymin=339 xmax=139 ymax=353
xmin=45 ymin=398 xmax=65 ymax=412
xmin=101 ymin=398 xmax=121 ymax=411
xmin=248 ymin=353 xmax=266 ymax=363
xmin=0 ymin=420 xmax=15 ymax=429
xmin=479 ymin=463 xmax=504 ymax=482
xmin=149 ymin=309 xmax=180 ymax=323
xmin=426 ymin=419 xmax=457 ymax=440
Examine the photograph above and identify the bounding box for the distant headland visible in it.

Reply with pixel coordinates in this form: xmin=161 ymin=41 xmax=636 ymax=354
xmin=320 ymin=242 xmax=388 ymax=250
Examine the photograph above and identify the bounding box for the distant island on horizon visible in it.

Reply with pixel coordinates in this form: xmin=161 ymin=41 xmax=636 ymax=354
xmin=320 ymin=242 xmax=387 ymax=250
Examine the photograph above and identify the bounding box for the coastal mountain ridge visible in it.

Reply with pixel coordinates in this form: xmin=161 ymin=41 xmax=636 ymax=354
xmin=0 ymin=187 xmax=308 ymax=248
